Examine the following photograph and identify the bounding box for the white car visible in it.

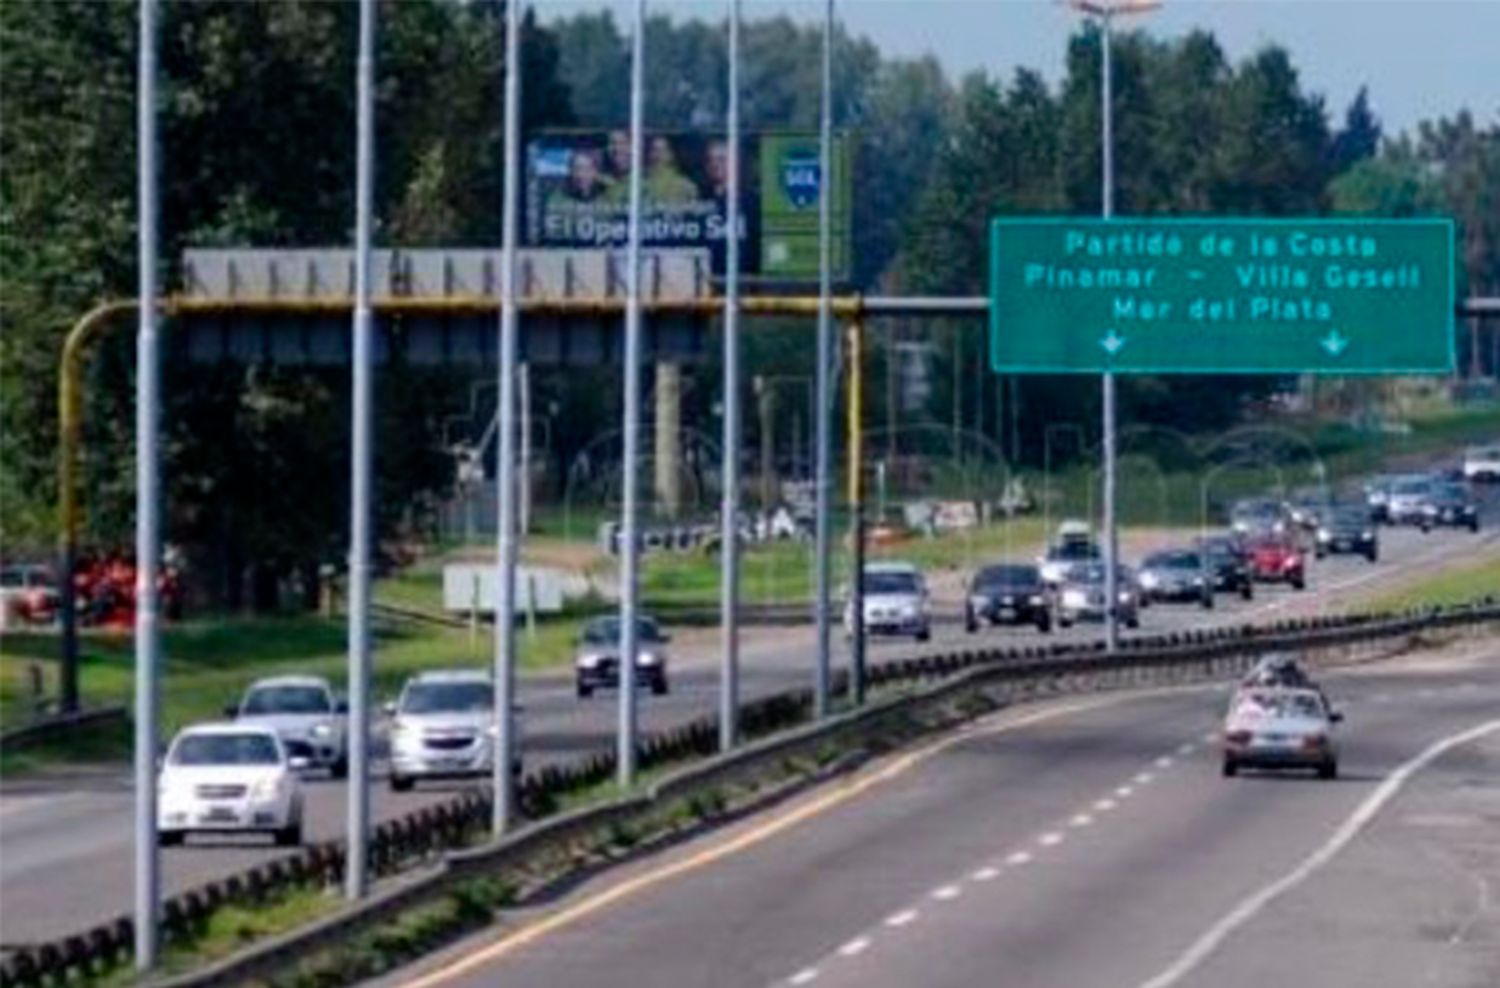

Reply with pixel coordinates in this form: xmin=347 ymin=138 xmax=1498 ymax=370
xmin=1221 ymin=686 xmax=1341 ymax=779
xmin=845 ymin=561 xmax=931 ymax=641
xmin=1463 ymin=445 xmax=1500 ymax=482
xmin=228 ymin=675 xmax=348 ymax=777
xmin=387 ymin=670 xmax=503 ymax=792
xmin=157 ymin=724 xmax=304 ymax=846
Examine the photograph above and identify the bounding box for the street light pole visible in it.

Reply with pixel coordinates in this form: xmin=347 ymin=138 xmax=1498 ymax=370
xmin=133 ymin=0 xmax=161 ymax=969
xmin=492 ymin=0 xmax=523 ymax=836
xmin=813 ymin=0 xmax=835 ymax=717
xmin=345 ymin=0 xmax=377 ymax=901
xmin=719 ymin=0 xmax=742 ymax=753
xmin=1068 ymin=0 xmax=1158 ymax=654
xmin=618 ymin=0 xmax=648 ymax=788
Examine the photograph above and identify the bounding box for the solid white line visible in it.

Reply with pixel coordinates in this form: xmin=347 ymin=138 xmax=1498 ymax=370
xmin=1094 ymin=798 xmax=1118 ymax=812
xmin=1039 ymin=832 xmax=1064 ymax=847
xmin=789 ymin=968 xmax=819 ymax=985
xmin=1006 ymin=850 xmax=1033 ymax=866
xmin=1070 ymin=813 xmax=1094 ymax=828
xmin=1137 ymin=717 xmax=1500 ymax=988
xmin=885 ymin=909 xmax=919 ymax=928
xmin=838 ymin=937 xmax=870 ymax=957
xmin=932 ymin=885 xmax=962 ymax=901
xmin=973 ymin=866 xmax=1001 ymax=881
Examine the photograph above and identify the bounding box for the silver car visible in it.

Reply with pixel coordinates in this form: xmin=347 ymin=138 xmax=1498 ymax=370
xmin=1222 ymin=686 xmax=1341 ymax=779
xmin=1055 ymin=563 xmax=1141 ymax=629
xmin=387 ymin=670 xmax=501 ymax=791
xmin=228 ymin=675 xmax=348 ymax=777
xmin=574 ymin=615 xmax=671 ymax=698
xmin=844 ymin=561 xmax=931 ymax=641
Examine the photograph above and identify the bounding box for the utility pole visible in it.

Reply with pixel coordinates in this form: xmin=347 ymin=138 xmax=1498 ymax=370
xmin=813 ymin=0 xmax=836 ymax=716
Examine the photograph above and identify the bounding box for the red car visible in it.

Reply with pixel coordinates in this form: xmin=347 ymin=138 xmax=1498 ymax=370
xmin=1246 ymin=538 xmax=1306 ymax=590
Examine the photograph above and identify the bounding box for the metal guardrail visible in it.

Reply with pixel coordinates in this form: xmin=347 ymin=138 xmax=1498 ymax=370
xmin=4 ymin=600 xmax=1497 ymax=988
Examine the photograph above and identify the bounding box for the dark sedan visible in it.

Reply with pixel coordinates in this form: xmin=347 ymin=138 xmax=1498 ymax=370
xmin=1420 ymin=483 xmax=1480 ymax=532
xmin=966 ymin=564 xmax=1052 ymax=633
xmin=1195 ymin=535 xmax=1254 ymax=601
xmin=1315 ymin=506 xmax=1379 ymax=561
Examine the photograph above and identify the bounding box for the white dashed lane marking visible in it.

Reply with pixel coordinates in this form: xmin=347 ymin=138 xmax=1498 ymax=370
xmin=1116 ymin=785 xmax=1134 ymax=798
xmin=789 ymin=968 xmax=819 ymax=985
xmin=931 ymin=884 xmax=962 ymax=901
xmin=1135 ymin=772 xmax=1155 ymax=784
xmin=1094 ymin=798 xmax=1118 ymax=812
xmin=973 ymin=866 xmax=1001 ymax=882
xmin=1070 ymin=814 xmax=1094 ymax=828
xmin=1177 ymin=743 xmax=1196 ymax=756
xmin=838 ymin=938 xmax=870 ymax=958
xmin=1039 ymin=832 xmax=1065 ymax=847
xmin=1006 ymin=850 xmax=1033 ymax=866
xmin=885 ymin=909 xmax=919 ymax=928
xmin=1155 ymin=756 xmax=1173 ymax=768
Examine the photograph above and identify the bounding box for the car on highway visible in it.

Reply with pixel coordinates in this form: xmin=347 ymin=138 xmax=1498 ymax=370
xmin=1136 ymin=549 xmax=1214 ymax=608
xmin=847 ymin=560 xmax=932 ymax=641
xmin=574 ymin=615 xmax=672 ymax=697
xmin=965 ymin=563 xmax=1052 ymax=634
xmin=1245 ymin=536 xmax=1306 ymax=590
xmin=0 ymin=563 xmax=58 ymax=627
xmin=1362 ymin=474 xmax=1400 ymax=523
xmin=1314 ymin=505 xmax=1379 ymax=561
xmin=1229 ymin=497 xmax=1291 ymax=538
xmin=227 ymin=675 xmax=348 ymax=777
xmin=1055 ymin=562 xmax=1141 ymax=629
xmin=1462 ymin=444 xmax=1500 ymax=482
xmin=1195 ymin=535 xmax=1255 ymax=601
xmin=157 ymin=723 xmax=304 ymax=846
xmin=1221 ymin=686 xmax=1341 ymax=779
xmin=1037 ymin=524 xmax=1103 ymax=586
xmin=1384 ymin=474 xmax=1437 ymax=526
xmin=1418 ymin=481 xmax=1480 ymax=532
xmin=387 ymin=669 xmax=506 ymax=791
xmin=1285 ymin=493 xmax=1329 ymax=533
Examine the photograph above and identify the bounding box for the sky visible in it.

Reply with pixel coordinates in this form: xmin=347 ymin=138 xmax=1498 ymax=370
xmin=540 ymin=1 xmax=1500 ymax=137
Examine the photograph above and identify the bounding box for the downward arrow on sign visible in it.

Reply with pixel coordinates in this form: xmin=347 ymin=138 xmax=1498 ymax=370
xmin=1320 ymin=331 xmax=1349 ymax=356
xmin=1100 ymin=330 xmax=1127 ymax=355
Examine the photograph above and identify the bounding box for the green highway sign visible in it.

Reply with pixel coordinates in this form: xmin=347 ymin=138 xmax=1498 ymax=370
xmin=989 ymin=217 xmax=1454 ymax=375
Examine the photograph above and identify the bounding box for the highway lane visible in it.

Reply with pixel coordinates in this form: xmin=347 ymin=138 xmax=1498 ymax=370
xmin=405 ymin=640 xmax=1500 ymax=988
xmin=1 ymin=509 xmax=1495 ymax=946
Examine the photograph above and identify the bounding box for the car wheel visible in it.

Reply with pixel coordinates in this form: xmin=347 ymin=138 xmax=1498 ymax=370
xmin=1318 ymin=760 xmax=1338 ymax=780
xmin=1470 ymin=519 xmax=1481 ymax=533
xmin=1292 ymin=575 xmax=1306 ymax=591
xmin=651 ymin=675 xmax=669 ymax=697
xmin=330 ymin=755 xmax=348 ymax=780
xmin=1126 ymin=615 xmax=1140 ymax=630
xmin=1420 ymin=522 xmax=1432 ymax=534
xmin=275 ymin=819 xmax=303 ymax=847
xmin=1366 ymin=549 xmax=1379 ymax=564
xmin=390 ymin=774 xmax=415 ymax=793
xmin=1059 ymin=618 xmax=1073 ymax=629
xmin=1221 ymin=758 xmax=1238 ymax=778
xmin=915 ymin=627 xmax=931 ymax=643
xmin=1036 ymin=616 xmax=1052 ymax=634
xmin=1241 ymin=584 xmax=1253 ymax=601
xmin=158 ymin=830 xmax=185 ymax=847
xmin=576 ymin=681 xmax=593 ymax=699
xmin=965 ymin=611 xmax=979 ymax=634
xmin=1200 ymin=593 xmax=1214 ymax=610
xmin=1315 ymin=549 xmax=1326 ymax=560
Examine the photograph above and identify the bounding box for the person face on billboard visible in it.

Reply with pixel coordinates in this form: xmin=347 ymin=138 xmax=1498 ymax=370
xmin=608 ymin=130 xmax=632 ymax=179
xmin=705 ymin=139 xmax=729 ymax=199
xmin=646 ymin=136 xmax=698 ymax=205
xmin=566 ymin=148 xmax=605 ymax=202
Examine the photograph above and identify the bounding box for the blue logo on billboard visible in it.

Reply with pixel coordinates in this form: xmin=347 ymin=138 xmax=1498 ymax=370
xmin=780 ymin=147 xmax=821 ymax=210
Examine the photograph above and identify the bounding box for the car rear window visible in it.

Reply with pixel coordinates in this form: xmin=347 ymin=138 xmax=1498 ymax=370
xmin=242 ymin=685 xmax=331 ymax=715
xmin=864 ymin=571 xmax=921 ymax=594
xmin=172 ymin=733 xmax=281 ymax=766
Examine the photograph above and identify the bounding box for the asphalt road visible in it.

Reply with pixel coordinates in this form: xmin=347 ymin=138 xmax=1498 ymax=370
xmin=1 ymin=506 xmax=1496 ymax=947
xmin=401 ymin=640 xmax=1500 ymax=988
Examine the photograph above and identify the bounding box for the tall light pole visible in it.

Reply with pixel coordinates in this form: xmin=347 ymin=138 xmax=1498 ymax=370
xmin=134 ymin=0 xmax=161 ymax=969
xmin=617 ymin=0 xmax=648 ymax=788
xmin=492 ymin=0 xmax=523 ymax=836
xmin=345 ymin=0 xmax=377 ymax=901
xmin=813 ymin=0 xmax=835 ymax=717
xmin=1067 ymin=0 xmax=1158 ymax=653
xmin=719 ymin=0 xmax=743 ymax=752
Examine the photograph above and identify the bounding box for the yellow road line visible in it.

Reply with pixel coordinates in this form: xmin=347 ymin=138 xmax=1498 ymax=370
xmin=402 ymin=695 xmax=1129 ymax=988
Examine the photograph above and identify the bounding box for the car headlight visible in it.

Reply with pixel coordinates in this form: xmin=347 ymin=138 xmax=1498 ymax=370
xmin=1062 ymin=590 xmax=1086 ymax=608
xmin=250 ymin=778 xmax=279 ymax=801
xmin=1192 ymin=576 xmax=1204 ymax=585
xmin=637 ymin=651 xmax=659 ymax=666
xmin=1316 ymin=528 xmax=1330 ymax=540
xmin=1361 ymin=530 xmax=1373 ymax=539
xmin=1140 ymin=573 xmax=1159 ymax=589
xmin=1028 ymin=594 xmax=1044 ymax=605
xmin=578 ymin=653 xmax=601 ymax=669
xmin=311 ymin=723 xmax=333 ymax=738
xmin=1119 ymin=591 xmax=1134 ymax=603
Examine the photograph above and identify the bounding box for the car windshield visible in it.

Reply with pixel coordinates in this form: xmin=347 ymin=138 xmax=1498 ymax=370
xmin=1047 ymin=541 xmax=1100 ymax=562
xmin=171 ymin=733 xmax=281 ymax=766
xmin=1069 ymin=564 xmax=1130 ymax=585
xmin=864 ymin=571 xmax=921 ymax=595
xmin=241 ymin=685 xmax=331 ymax=715
xmin=1149 ymin=552 xmax=1200 ymax=570
xmin=1235 ymin=692 xmax=1325 ymax=720
xmin=975 ymin=566 xmax=1037 ymax=590
xmin=400 ymin=681 xmax=491 ymax=714
xmin=582 ymin=617 xmax=663 ymax=644
xmin=0 ymin=569 xmax=24 ymax=588
xmin=1433 ymin=484 xmax=1467 ymax=503
xmin=1330 ymin=509 xmax=1368 ymax=527
xmin=1392 ymin=478 xmax=1431 ymax=496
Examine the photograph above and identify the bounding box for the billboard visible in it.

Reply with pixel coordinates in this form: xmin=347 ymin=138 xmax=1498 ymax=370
xmin=525 ymin=130 xmax=850 ymax=281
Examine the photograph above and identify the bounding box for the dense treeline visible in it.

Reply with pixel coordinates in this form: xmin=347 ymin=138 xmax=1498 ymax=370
xmin=1 ymin=2 xmax=1495 ymax=609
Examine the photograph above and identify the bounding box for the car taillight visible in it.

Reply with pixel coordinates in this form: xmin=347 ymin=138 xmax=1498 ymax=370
xmin=1225 ymin=730 xmax=1252 ymax=745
